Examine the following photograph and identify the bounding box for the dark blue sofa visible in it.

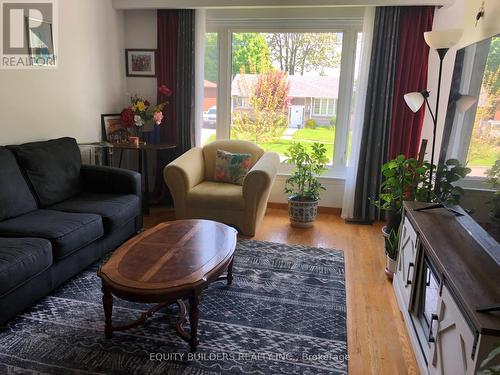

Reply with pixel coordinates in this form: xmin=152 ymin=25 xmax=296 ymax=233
xmin=0 ymin=137 xmax=142 ymax=324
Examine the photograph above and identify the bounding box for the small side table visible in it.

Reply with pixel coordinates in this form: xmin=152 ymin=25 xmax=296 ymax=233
xmin=79 ymin=142 xmax=176 ymax=215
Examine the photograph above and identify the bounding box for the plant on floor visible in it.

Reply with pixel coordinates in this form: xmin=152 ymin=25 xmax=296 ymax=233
xmin=485 ymin=159 xmax=500 ymax=219
xmin=371 ymin=155 xmax=424 ymax=232
xmin=284 ymin=142 xmax=328 ymax=227
xmin=384 ymin=226 xmax=400 ymax=280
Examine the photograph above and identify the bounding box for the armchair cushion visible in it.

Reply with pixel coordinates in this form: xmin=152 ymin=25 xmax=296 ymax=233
xmin=186 ymin=181 xmax=245 ymax=210
xmin=203 ymin=140 xmax=264 ymax=182
xmin=8 ymin=137 xmax=83 ymax=207
xmin=214 ymin=149 xmax=252 ymax=185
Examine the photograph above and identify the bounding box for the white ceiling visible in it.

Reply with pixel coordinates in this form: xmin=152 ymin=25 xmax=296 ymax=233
xmin=113 ymin=0 xmax=454 ymax=10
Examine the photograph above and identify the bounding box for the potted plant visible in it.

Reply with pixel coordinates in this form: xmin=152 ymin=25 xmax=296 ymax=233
xmin=284 ymin=142 xmax=328 ymax=227
xmin=384 ymin=227 xmax=400 ymax=280
xmin=416 ymin=158 xmax=472 ymax=205
xmin=485 ymin=160 xmax=500 ymax=221
xmin=372 ymin=155 xmax=423 ymax=234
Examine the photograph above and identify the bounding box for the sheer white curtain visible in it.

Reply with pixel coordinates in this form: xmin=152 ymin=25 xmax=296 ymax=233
xmin=194 ymin=9 xmax=206 ymax=147
xmin=341 ymin=7 xmax=375 ymax=219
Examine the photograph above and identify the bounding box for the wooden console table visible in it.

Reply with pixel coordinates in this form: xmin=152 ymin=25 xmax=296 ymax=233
xmin=394 ymin=201 xmax=500 ymax=374
xmin=79 ymin=142 xmax=176 ymax=215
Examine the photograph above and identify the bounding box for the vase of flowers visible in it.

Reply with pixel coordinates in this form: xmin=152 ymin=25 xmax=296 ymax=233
xmin=120 ymin=85 xmax=172 ymax=143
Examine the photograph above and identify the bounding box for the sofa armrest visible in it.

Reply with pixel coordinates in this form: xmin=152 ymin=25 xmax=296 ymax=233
xmin=164 ymin=148 xmax=205 ymax=219
xmin=243 ymin=151 xmax=280 ymax=207
xmin=80 ymin=165 xmax=141 ymax=196
xmin=164 ymin=147 xmax=205 ymax=193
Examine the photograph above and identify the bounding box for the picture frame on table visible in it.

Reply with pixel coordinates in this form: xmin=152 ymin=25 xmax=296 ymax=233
xmin=125 ymin=49 xmax=156 ymax=77
xmin=101 ymin=114 xmax=132 ymax=143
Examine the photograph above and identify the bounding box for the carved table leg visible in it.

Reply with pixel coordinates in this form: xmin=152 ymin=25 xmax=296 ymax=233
xmin=227 ymin=257 xmax=234 ymax=286
xmin=102 ymin=285 xmax=113 ymax=339
xmin=189 ymin=294 xmax=200 ymax=352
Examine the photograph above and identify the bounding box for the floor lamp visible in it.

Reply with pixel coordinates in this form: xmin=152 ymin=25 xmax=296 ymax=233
xmin=403 ymin=29 xmax=464 ymax=192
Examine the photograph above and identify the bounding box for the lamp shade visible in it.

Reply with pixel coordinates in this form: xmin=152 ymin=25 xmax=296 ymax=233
xmin=404 ymin=92 xmax=425 ymax=113
xmin=424 ymin=29 xmax=463 ymax=49
xmin=456 ymin=95 xmax=476 ymax=113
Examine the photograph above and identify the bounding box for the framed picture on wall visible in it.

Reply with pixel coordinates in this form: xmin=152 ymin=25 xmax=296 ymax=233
xmin=101 ymin=114 xmax=132 ymax=143
xmin=125 ymin=49 xmax=156 ymax=77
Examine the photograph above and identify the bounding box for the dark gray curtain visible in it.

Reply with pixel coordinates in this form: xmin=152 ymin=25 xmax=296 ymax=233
xmin=351 ymin=7 xmax=401 ymax=223
xmin=175 ymin=9 xmax=195 ymax=155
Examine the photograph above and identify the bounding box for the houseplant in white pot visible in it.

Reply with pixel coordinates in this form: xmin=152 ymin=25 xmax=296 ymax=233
xmin=284 ymin=142 xmax=328 ymax=227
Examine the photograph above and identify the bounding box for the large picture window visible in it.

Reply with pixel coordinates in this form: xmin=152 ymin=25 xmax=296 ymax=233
xmin=205 ymin=11 xmax=363 ymax=173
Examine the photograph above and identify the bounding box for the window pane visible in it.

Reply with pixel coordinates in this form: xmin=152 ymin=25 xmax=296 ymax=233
xmin=466 ymin=36 xmax=500 ymax=177
xmin=230 ymin=32 xmax=342 ymax=164
xmin=346 ymin=32 xmax=364 ymax=165
xmin=202 ymin=32 xmax=217 ymax=146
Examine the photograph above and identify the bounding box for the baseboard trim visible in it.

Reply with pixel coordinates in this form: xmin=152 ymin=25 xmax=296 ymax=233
xmin=267 ymin=202 xmax=341 ymax=215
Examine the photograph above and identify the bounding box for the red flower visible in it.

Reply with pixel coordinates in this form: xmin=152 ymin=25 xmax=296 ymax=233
xmin=120 ymin=108 xmax=135 ymax=128
xmin=144 ymin=100 xmax=150 ymax=107
xmin=159 ymin=85 xmax=172 ymax=97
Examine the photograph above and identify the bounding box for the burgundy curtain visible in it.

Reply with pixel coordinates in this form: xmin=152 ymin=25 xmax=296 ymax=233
xmin=388 ymin=7 xmax=434 ymax=159
xmin=153 ymin=10 xmax=178 ymax=203
xmin=157 ymin=10 xmax=178 ymax=144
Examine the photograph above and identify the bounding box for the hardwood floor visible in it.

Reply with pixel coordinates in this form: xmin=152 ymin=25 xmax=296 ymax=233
xmin=145 ymin=207 xmax=419 ymax=374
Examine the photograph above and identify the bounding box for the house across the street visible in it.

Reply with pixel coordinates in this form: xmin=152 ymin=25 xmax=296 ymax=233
xmin=231 ymin=73 xmax=340 ymax=128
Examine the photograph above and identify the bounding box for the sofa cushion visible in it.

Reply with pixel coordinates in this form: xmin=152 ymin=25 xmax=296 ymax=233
xmin=187 ymin=181 xmax=245 ymax=210
xmin=0 ymin=147 xmax=37 ymax=221
xmin=49 ymin=193 xmax=140 ymax=233
xmin=8 ymin=137 xmax=83 ymax=207
xmin=0 ymin=237 xmax=52 ymax=296
xmin=0 ymin=210 xmax=103 ymax=260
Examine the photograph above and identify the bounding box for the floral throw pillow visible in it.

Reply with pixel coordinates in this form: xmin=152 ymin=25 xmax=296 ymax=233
xmin=214 ymin=149 xmax=252 ymax=185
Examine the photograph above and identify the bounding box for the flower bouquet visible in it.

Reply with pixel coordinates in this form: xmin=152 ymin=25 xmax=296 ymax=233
xmin=120 ymin=85 xmax=172 ymax=143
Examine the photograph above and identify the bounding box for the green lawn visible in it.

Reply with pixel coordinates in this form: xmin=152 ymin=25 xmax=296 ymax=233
xmin=292 ymin=127 xmax=335 ymax=143
xmin=467 ymin=137 xmax=499 ymax=167
xmin=204 ymin=127 xmax=337 ymax=162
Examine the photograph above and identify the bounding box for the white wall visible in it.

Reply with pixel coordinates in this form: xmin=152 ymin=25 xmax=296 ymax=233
xmin=124 ymin=10 xmax=157 ymax=102
xmin=0 ymin=0 xmax=126 ymax=145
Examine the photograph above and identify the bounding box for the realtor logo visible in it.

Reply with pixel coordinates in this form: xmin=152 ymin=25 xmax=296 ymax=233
xmin=1 ymin=0 xmax=58 ymax=69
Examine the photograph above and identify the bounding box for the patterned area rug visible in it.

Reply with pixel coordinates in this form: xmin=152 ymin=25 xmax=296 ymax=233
xmin=0 ymin=240 xmax=347 ymax=374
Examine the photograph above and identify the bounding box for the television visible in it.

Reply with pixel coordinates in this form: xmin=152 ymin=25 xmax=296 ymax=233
xmin=440 ymin=34 xmax=499 ymax=258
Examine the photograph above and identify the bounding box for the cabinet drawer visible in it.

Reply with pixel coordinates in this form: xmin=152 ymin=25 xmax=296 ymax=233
xmin=394 ymin=217 xmax=418 ymax=306
xmin=429 ymin=285 xmax=476 ymax=375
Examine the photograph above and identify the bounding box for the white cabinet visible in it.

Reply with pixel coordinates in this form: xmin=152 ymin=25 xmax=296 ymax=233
xmin=428 ymin=285 xmax=476 ymax=375
xmin=394 ymin=216 xmax=418 ymax=307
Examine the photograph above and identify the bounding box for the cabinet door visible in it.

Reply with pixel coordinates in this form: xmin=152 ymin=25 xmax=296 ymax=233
xmin=428 ymin=285 xmax=476 ymax=375
xmin=394 ymin=216 xmax=418 ymax=306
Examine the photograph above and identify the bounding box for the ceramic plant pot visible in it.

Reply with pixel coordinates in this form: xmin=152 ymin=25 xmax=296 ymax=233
xmin=288 ymin=198 xmax=319 ymax=228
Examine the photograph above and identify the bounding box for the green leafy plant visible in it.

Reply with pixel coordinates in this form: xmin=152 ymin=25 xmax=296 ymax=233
xmin=385 ymin=227 xmax=400 ymax=260
xmin=284 ymin=142 xmax=328 ymax=201
xmin=485 ymin=159 xmax=500 ymax=218
xmin=415 ymin=159 xmax=472 ymax=205
xmin=372 ymin=155 xmax=424 ymax=214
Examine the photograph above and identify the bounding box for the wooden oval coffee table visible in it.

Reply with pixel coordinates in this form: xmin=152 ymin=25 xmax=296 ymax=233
xmin=97 ymin=219 xmax=237 ymax=352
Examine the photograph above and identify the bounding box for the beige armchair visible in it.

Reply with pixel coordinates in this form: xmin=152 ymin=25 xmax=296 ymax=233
xmin=164 ymin=140 xmax=280 ymax=236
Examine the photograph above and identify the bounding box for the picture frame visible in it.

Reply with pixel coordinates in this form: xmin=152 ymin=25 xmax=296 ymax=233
xmin=125 ymin=49 xmax=157 ymax=77
xmin=26 ymin=16 xmax=55 ymax=66
xmin=101 ymin=114 xmax=132 ymax=143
